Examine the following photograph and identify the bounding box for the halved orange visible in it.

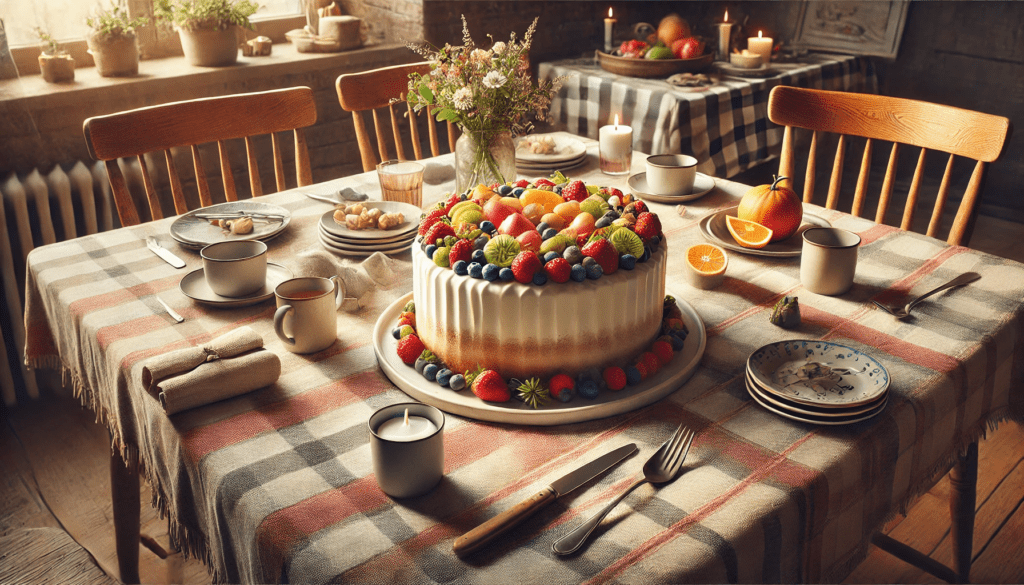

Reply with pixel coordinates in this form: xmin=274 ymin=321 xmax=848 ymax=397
xmin=685 ymin=243 xmax=728 ymax=276
xmin=726 ymin=215 xmax=773 ymax=249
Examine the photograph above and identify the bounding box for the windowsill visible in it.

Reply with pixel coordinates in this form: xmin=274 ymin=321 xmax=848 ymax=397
xmin=0 ymin=41 xmax=414 ymax=106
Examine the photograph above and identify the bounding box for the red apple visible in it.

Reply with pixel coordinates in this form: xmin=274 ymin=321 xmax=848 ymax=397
xmin=516 ymin=230 xmax=543 ymax=253
xmin=498 ymin=213 xmax=535 ymax=238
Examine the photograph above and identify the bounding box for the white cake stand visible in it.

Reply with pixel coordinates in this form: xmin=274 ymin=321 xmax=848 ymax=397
xmin=373 ymin=291 xmax=706 ymax=426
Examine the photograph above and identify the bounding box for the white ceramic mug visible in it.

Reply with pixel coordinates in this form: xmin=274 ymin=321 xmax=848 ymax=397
xmin=200 ymin=240 xmax=268 ymax=298
xmin=800 ymin=227 xmax=862 ymax=295
xmin=369 ymin=402 xmax=445 ymax=498
xmin=646 ymin=154 xmax=698 ymax=196
xmin=274 ymin=276 xmax=344 ymax=354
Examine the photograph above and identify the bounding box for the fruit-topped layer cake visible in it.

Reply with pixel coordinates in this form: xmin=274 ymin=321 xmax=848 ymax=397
xmin=410 ymin=176 xmax=667 ymax=381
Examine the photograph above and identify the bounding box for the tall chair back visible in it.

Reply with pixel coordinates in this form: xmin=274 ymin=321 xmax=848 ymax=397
xmin=336 ymin=62 xmax=457 ymax=173
xmin=767 ymin=86 xmax=1011 ymax=246
xmin=84 ymin=87 xmax=317 ymax=226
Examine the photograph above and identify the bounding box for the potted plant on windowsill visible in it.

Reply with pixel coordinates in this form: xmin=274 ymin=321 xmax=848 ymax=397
xmin=86 ymin=1 xmax=148 ymax=77
xmin=34 ymin=27 xmax=75 ymax=83
xmin=154 ymin=0 xmax=259 ymax=67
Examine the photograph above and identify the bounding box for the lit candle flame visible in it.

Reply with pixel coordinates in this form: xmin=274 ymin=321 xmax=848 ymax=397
xmin=614 ymin=114 xmax=620 ymax=127
xmin=403 ymin=408 xmax=409 ymax=426
xmin=608 ymin=7 xmax=613 ymax=18
xmin=758 ymin=30 xmax=763 ymax=38
xmin=724 ymin=9 xmax=728 ymax=22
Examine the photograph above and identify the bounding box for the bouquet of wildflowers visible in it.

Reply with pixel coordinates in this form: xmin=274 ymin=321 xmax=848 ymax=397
xmin=405 ymin=16 xmax=563 ymax=186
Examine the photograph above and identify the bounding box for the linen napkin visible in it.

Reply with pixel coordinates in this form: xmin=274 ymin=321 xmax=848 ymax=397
xmin=291 ymin=250 xmax=407 ymax=312
xmin=142 ymin=327 xmax=281 ymax=414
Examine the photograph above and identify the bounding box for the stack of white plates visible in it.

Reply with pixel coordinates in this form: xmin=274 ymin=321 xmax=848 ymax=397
xmin=515 ymin=134 xmax=589 ymax=176
xmin=169 ymin=201 xmax=291 ymax=250
xmin=318 ymin=201 xmax=420 ymax=256
xmin=745 ymin=340 xmax=890 ymax=425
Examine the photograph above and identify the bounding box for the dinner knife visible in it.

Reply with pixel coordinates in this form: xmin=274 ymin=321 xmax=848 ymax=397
xmin=452 ymin=442 xmax=637 ymax=557
xmin=155 ymin=296 xmax=184 ymax=323
xmin=146 ymin=237 xmax=186 ymax=269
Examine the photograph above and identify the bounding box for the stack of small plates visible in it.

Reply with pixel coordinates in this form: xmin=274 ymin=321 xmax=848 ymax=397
xmin=515 ymin=134 xmax=589 ymax=176
xmin=318 ymin=201 xmax=420 ymax=256
xmin=745 ymin=340 xmax=890 ymax=425
xmin=169 ymin=201 xmax=291 ymax=250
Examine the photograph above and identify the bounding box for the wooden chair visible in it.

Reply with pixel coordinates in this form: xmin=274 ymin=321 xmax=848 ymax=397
xmin=83 ymin=87 xmax=317 ymax=227
xmin=768 ymin=86 xmax=1011 ymax=246
xmin=336 ymin=62 xmax=458 ymax=173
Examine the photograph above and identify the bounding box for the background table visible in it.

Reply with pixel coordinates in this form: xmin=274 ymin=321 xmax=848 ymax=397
xmin=540 ymin=53 xmax=876 ymax=179
xmin=24 ymin=141 xmax=1023 ymax=583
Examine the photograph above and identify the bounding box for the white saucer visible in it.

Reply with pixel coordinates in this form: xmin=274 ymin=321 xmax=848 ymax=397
xmin=319 ymin=221 xmax=417 ymax=245
xmin=319 ymin=232 xmax=413 ymax=256
xmin=319 ymin=201 xmax=421 ymax=240
xmin=179 ymin=262 xmax=293 ymax=307
xmin=628 ymin=172 xmax=716 ymax=203
xmin=514 ymin=134 xmax=587 ymax=163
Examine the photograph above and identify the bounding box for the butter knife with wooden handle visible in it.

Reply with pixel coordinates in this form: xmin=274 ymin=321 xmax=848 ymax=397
xmin=452 ymin=443 xmax=637 ymax=557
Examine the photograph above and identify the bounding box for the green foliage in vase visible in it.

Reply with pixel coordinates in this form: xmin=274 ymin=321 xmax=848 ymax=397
xmin=33 ymin=27 xmax=67 ymax=56
xmin=87 ymin=1 xmax=149 ymax=40
xmin=154 ymin=0 xmax=259 ymax=32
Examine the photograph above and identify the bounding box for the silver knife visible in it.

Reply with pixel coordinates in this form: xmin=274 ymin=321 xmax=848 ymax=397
xmin=452 ymin=443 xmax=637 ymax=557
xmin=155 ymin=296 xmax=184 ymax=323
xmin=146 ymin=237 xmax=186 ymax=269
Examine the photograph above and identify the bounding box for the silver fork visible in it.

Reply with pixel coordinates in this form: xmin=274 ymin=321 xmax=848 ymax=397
xmin=552 ymin=424 xmax=695 ymax=555
xmin=872 ymin=272 xmax=980 ymax=319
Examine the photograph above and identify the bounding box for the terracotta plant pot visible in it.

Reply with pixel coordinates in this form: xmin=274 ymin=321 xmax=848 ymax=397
xmin=87 ymin=33 xmax=139 ymax=77
xmin=178 ymin=26 xmax=239 ymax=67
xmin=38 ymin=53 xmax=75 ymax=83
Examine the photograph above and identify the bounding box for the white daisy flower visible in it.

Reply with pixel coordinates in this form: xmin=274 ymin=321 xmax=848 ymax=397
xmin=453 ymin=86 xmax=473 ymax=110
xmin=482 ymin=71 xmax=507 ymax=89
xmin=491 ymin=41 xmax=506 ymax=55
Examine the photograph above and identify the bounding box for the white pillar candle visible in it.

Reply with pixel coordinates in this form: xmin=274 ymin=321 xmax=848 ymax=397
xmin=375 ymin=408 xmax=437 ymax=442
xmin=747 ymin=30 xmax=774 ymax=65
xmin=716 ymin=10 xmax=733 ymax=61
xmin=599 ymin=114 xmax=633 ymax=175
xmin=604 ymin=7 xmax=616 ymax=53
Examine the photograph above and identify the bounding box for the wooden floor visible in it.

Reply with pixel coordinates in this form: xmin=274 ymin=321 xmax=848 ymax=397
xmin=2 ymin=214 xmax=1023 ymax=584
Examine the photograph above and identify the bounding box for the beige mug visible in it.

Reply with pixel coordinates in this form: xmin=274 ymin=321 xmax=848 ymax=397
xmin=800 ymin=227 xmax=861 ymax=295
xmin=201 ymin=240 xmax=268 ymax=298
xmin=274 ymin=276 xmax=344 ymax=354
xmin=646 ymin=154 xmax=698 ymax=196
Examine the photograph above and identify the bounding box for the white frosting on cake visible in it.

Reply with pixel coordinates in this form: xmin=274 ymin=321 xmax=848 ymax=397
xmin=412 ymin=246 xmax=667 ymax=380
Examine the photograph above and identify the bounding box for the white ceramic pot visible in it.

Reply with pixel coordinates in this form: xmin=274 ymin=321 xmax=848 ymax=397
xmin=178 ymin=26 xmax=239 ymax=67
xmin=87 ymin=34 xmax=139 ymax=77
xmin=38 ymin=54 xmax=75 ymax=83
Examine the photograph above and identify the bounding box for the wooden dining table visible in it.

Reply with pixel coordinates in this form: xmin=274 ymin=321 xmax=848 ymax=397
xmin=23 ymin=137 xmax=1024 ymax=584
xmin=540 ymin=53 xmax=876 ymax=179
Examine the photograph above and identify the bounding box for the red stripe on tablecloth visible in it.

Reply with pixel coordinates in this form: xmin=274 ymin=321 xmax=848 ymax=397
xmin=181 ymin=370 xmax=392 ymax=462
xmin=801 ymin=306 xmax=960 ymax=374
xmin=858 ymin=223 xmax=898 ymax=246
xmin=255 ymin=475 xmax=388 ymax=580
xmin=872 ymin=246 xmax=968 ymax=305
xmin=68 ymin=275 xmax=181 ymax=317
xmin=585 ymin=432 xmax=818 ymax=585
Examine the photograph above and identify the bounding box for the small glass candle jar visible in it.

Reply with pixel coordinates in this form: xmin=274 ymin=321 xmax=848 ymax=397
xmin=368 ymin=402 xmax=445 ymax=498
xmin=599 ymin=116 xmax=633 ymax=175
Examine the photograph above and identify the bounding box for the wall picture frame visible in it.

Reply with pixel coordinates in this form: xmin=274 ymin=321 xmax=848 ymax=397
xmin=792 ymin=1 xmax=910 ymax=59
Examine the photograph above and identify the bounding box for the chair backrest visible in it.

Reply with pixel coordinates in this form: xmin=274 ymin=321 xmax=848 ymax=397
xmin=83 ymin=87 xmax=318 ymax=227
xmin=336 ymin=62 xmax=458 ymax=173
xmin=767 ymin=86 xmax=1011 ymax=246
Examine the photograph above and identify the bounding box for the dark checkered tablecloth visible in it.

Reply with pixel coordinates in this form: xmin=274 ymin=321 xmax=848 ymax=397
xmin=24 ymin=146 xmax=1023 ymax=584
xmin=540 ymin=53 xmax=877 ymax=179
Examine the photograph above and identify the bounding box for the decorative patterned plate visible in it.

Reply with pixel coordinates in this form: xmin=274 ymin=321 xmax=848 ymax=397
xmin=699 ymin=206 xmax=831 ymax=257
xmin=515 ymin=134 xmax=587 ymax=163
xmin=169 ymin=201 xmax=291 ymax=249
xmin=745 ymin=371 xmax=885 ymax=417
xmin=179 ymin=262 xmax=292 ymax=308
xmin=747 ymin=340 xmax=890 ymax=408
xmin=373 ymin=292 xmax=706 ymax=426
xmin=319 ymin=202 xmax=421 ymax=240
xmin=628 ymin=172 xmax=716 ymax=203
xmin=746 ymin=377 xmax=887 ymax=426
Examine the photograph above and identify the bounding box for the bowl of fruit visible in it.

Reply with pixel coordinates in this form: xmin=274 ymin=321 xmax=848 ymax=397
xmin=598 ymin=16 xmax=712 ymax=78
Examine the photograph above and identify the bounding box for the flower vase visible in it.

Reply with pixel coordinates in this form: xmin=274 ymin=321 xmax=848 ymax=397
xmin=455 ymin=131 xmax=515 ymax=193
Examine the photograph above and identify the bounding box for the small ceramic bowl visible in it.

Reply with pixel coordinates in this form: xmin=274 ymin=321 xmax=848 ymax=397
xmin=730 ymin=52 xmax=764 ymax=69
xmin=201 ymin=240 xmax=268 ymax=298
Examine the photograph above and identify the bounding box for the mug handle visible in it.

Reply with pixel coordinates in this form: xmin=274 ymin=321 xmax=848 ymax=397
xmin=330 ymin=275 xmax=345 ymax=310
xmin=274 ymin=305 xmax=296 ymax=347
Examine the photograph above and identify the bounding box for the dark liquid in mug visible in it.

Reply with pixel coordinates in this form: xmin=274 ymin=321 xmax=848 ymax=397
xmin=287 ymin=290 xmax=326 ymax=300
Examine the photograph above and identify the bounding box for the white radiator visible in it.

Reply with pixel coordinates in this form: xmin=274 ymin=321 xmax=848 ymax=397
xmin=1 ymin=161 xmax=119 ymax=406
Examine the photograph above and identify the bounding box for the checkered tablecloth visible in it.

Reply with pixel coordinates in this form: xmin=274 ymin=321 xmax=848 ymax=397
xmin=24 ymin=146 xmax=1023 ymax=584
xmin=540 ymin=53 xmax=877 ymax=179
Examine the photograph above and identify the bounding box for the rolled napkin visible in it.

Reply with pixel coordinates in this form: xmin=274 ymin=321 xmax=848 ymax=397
xmin=142 ymin=327 xmax=281 ymax=414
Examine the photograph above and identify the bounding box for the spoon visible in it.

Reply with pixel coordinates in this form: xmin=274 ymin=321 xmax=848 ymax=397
xmin=872 ymin=272 xmax=980 ymax=319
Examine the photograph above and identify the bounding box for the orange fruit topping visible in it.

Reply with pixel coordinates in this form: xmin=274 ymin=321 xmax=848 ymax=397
xmin=725 ymin=215 xmax=773 ymax=249
xmin=685 ymin=243 xmax=727 ymax=276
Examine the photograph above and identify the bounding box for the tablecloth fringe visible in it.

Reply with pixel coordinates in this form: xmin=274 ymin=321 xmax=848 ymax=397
xmin=26 ymin=354 xmax=227 ymax=584
xmin=821 ymin=409 xmax=1016 ymax=583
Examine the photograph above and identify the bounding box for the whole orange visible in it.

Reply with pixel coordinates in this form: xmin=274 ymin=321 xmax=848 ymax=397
xmin=657 ymin=14 xmax=691 ymax=47
xmin=736 ymin=176 xmax=803 ymax=242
